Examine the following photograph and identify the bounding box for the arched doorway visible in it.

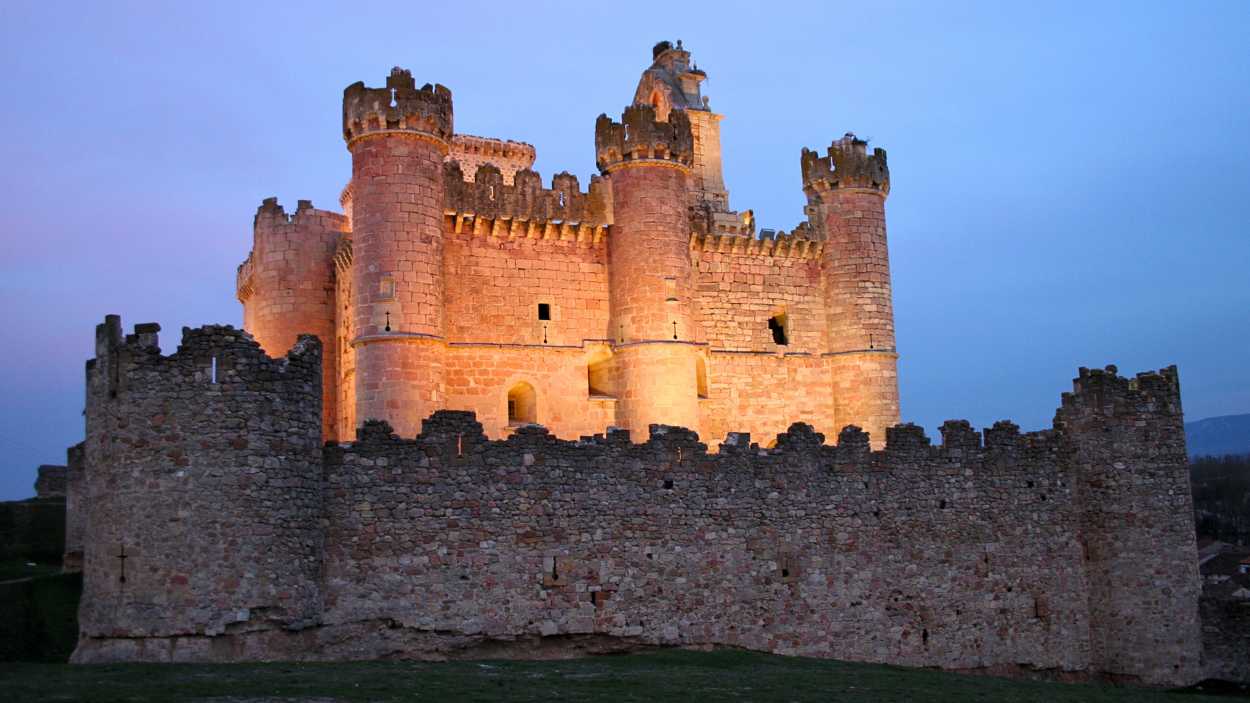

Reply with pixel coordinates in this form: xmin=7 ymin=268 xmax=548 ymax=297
xmin=507 ymin=382 xmax=537 ymax=426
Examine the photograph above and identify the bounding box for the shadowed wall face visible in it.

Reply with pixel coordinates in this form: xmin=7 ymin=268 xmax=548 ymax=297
xmin=70 ymin=327 xmax=1203 ymax=687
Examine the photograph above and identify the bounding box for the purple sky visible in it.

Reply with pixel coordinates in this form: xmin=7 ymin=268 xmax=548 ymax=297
xmin=1 ymin=2 xmax=1247 ymax=499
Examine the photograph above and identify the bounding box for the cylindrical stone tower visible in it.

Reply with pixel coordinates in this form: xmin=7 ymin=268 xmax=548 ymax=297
xmin=803 ymin=134 xmax=900 ymax=447
xmin=342 ymin=68 xmax=452 ymax=437
xmin=596 ymin=105 xmax=702 ymax=436
xmin=238 ymin=197 xmax=345 ymax=441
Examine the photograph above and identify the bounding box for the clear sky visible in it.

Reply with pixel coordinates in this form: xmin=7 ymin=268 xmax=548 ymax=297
xmin=1 ymin=1 xmax=1247 ymax=499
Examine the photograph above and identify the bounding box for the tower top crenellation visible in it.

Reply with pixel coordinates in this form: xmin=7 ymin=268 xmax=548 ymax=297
xmin=801 ymin=133 xmax=890 ymax=197
xmin=342 ymin=67 xmax=453 ymax=146
xmin=595 ymin=104 xmax=694 ymax=173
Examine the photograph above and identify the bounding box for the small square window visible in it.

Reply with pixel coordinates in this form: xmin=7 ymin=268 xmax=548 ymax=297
xmin=538 ymin=303 xmax=551 ymax=321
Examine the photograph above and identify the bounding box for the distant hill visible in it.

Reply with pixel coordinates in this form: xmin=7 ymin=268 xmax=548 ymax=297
xmin=1187 ymin=414 xmax=1250 ymax=458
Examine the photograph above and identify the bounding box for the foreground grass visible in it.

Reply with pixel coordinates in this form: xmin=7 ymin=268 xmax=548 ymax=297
xmin=0 ymin=649 xmax=1235 ymax=702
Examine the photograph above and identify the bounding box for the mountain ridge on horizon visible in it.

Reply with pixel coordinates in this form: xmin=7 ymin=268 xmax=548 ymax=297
xmin=1186 ymin=413 xmax=1250 ymax=458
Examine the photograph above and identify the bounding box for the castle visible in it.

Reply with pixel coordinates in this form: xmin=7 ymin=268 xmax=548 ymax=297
xmin=64 ymin=43 xmax=1205 ymax=686
xmin=235 ymin=40 xmax=898 ymax=447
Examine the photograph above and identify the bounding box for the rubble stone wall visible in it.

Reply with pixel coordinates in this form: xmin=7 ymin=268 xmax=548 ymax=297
xmin=69 ymin=328 xmax=1202 ymax=685
xmin=73 ymin=318 xmax=324 ymax=664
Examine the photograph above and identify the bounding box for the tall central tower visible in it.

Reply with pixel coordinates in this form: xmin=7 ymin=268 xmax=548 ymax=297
xmin=342 ymin=68 xmax=452 ymax=436
xmin=596 ymin=106 xmax=702 ymax=436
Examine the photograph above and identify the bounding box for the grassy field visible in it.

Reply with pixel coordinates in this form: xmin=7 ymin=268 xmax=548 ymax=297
xmin=0 ymin=649 xmax=1240 ymax=702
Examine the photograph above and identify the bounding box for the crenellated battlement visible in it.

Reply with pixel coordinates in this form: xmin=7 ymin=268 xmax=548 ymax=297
xmin=595 ymin=104 xmax=694 ymax=172
xmin=342 ymin=67 xmax=453 ymax=146
xmin=690 ymin=219 xmax=821 ymax=259
xmin=451 ymin=134 xmax=535 ymax=164
xmin=801 ymin=132 xmax=890 ymax=198
xmin=328 ymin=396 xmax=1086 ymax=472
xmin=443 ymin=161 xmax=608 ymax=244
xmin=449 ymin=134 xmax=536 ymax=185
xmin=236 ymin=197 xmax=347 ymax=303
xmin=89 ymin=314 xmax=322 ymax=394
xmin=1058 ymin=364 xmax=1182 ymax=419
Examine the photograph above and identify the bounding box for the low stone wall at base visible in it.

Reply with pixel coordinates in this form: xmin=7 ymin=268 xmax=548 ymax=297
xmin=0 ymin=498 xmax=65 ymax=564
xmin=1201 ymin=596 xmax=1250 ymax=682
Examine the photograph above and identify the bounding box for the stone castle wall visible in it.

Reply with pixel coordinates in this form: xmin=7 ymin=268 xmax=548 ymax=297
xmin=238 ymin=56 xmax=902 ymax=449
xmin=74 ymin=318 xmax=324 ymax=664
xmin=69 ymin=320 xmax=1203 ymax=686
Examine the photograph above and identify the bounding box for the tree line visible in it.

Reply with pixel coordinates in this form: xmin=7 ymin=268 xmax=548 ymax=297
xmin=1191 ymin=454 xmax=1250 ymax=543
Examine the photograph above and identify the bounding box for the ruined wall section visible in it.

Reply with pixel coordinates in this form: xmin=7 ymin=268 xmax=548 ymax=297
xmin=318 ymin=413 xmax=1093 ymax=674
xmin=238 ymin=197 xmax=347 ymax=441
xmin=73 ymin=317 xmax=324 ymax=664
xmin=1200 ymin=596 xmax=1250 ymax=682
xmin=1057 ymin=366 xmax=1203 ymax=685
xmin=63 ymin=442 xmax=86 ymax=572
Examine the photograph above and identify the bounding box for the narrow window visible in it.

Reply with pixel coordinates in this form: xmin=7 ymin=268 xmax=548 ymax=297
xmin=210 ymin=356 xmax=217 ymax=384
xmin=558 ymin=191 xmax=566 ymax=207
xmin=664 ymin=277 xmax=677 ymax=302
xmin=695 ymin=357 xmax=708 ymax=399
xmin=768 ymin=314 xmax=789 ymax=345
xmin=379 ymin=276 xmax=395 ymax=300
xmin=537 ymin=303 xmax=551 ymax=321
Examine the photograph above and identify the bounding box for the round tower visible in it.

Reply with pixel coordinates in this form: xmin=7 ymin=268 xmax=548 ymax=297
xmin=596 ymin=105 xmax=702 ymax=436
xmin=802 ymin=134 xmax=900 ymax=447
xmin=342 ymin=68 xmax=452 ymax=437
xmin=238 ymin=197 xmax=345 ymax=441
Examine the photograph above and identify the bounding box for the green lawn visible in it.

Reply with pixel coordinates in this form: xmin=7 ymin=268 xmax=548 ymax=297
xmin=0 ymin=649 xmax=1238 ymax=702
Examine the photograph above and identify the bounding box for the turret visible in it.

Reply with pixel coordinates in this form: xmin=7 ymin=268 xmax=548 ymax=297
xmin=596 ymin=105 xmax=702 ymax=436
xmin=803 ymin=134 xmax=899 ymax=447
xmin=73 ymin=317 xmax=324 ymax=662
xmin=632 ymin=40 xmax=728 ymax=213
xmin=237 ymin=197 xmax=346 ymax=441
xmin=342 ymin=68 xmax=452 ymax=437
xmin=1055 ymin=365 xmax=1202 ymax=684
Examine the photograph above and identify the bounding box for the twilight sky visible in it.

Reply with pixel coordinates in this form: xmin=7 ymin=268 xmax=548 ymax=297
xmin=1 ymin=2 xmax=1247 ymax=499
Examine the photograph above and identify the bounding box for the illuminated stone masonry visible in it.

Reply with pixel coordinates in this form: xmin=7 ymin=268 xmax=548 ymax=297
xmin=235 ymin=40 xmax=897 ymax=448
xmin=70 ymin=41 xmax=1205 ymax=686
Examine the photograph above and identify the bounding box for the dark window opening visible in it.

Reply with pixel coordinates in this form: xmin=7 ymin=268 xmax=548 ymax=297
xmin=939 ymin=499 xmax=946 ymax=509
xmin=922 ymin=628 xmax=929 ymax=646
xmin=663 ymin=479 xmax=674 ymax=490
xmin=781 ymin=568 xmax=790 ymax=578
xmin=769 ymin=314 xmax=789 ymax=345
xmin=538 ymin=303 xmax=551 ymax=321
